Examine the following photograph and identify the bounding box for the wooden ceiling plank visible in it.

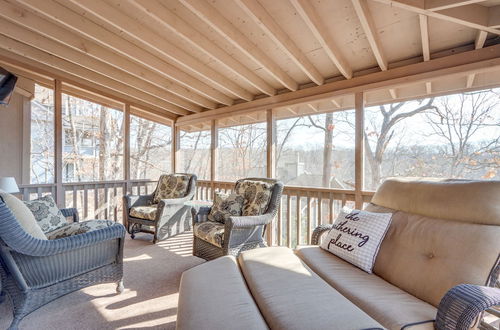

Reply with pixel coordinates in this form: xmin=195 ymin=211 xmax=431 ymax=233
xmin=0 ymin=18 xmax=203 ymax=113
xmin=176 ymin=44 xmax=500 ymax=126
xmin=132 ymin=0 xmax=276 ymax=96
xmin=351 ymin=0 xmax=389 ymax=71
xmin=180 ymin=0 xmax=298 ymax=91
xmin=372 ymin=0 xmax=500 ymax=35
xmin=0 ymin=52 xmax=176 ymax=121
xmin=489 ymin=6 xmax=500 ymax=28
xmin=466 ymin=30 xmax=488 ymax=87
xmin=425 ymin=0 xmax=488 ymax=11
xmin=0 ymin=35 xmax=189 ymax=116
xmin=236 ymin=0 xmax=325 ymax=85
xmin=1 ymin=0 xmax=222 ymax=109
xmin=291 ymin=0 xmax=353 ymax=79
xmin=68 ymin=0 xmax=237 ymax=106
xmin=16 ymin=0 xmax=239 ymax=106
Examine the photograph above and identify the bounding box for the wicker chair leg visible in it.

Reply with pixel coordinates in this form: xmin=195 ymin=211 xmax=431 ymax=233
xmin=116 ymin=280 xmax=124 ymax=294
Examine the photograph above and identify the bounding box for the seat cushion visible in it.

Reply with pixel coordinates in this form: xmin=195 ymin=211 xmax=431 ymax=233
xmin=129 ymin=205 xmax=158 ymax=220
xmin=178 ymin=256 xmax=268 ymax=330
xmin=238 ymin=247 xmax=384 ymax=330
xmin=296 ymin=246 xmax=436 ymax=330
xmin=0 ymin=190 xmax=47 ymax=240
xmin=193 ymin=221 xmax=224 ymax=247
xmin=153 ymin=174 xmax=190 ymax=203
xmin=24 ymin=195 xmax=68 ymax=234
xmin=235 ymin=180 xmax=273 ymax=216
xmin=46 ymin=219 xmax=115 ymax=240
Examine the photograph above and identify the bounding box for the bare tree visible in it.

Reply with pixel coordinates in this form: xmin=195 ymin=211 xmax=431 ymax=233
xmin=425 ymin=90 xmax=500 ymax=178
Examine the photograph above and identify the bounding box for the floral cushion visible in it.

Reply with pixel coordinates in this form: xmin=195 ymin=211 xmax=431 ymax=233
xmin=46 ymin=220 xmax=115 ymax=240
xmin=193 ymin=221 xmax=225 ymax=247
xmin=235 ymin=180 xmax=273 ymax=216
xmin=207 ymin=192 xmax=244 ymax=224
xmin=153 ymin=174 xmax=190 ymax=204
xmin=24 ymin=195 xmax=68 ymax=234
xmin=129 ymin=205 xmax=158 ymax=221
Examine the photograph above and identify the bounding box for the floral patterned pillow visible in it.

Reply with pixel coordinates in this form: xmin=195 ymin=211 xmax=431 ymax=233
xmin=24 ymin=195 xmax=68 ymax=234
xmin=153 ymin=174 xmax=190 ymax=204
xmin=235 ymin=180 xmax=273 ymax=216
xmin=208 ymin=192 xmax=244 ymax=223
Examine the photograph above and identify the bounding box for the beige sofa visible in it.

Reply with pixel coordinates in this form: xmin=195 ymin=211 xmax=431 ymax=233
xmin=177 ymin=179 xmax=500 ymax=330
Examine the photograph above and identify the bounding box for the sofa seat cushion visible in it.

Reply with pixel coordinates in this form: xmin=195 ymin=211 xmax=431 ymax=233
xmin=177 ymin=255 xmax=268 ymax=330
xmin=296 ymin=246 xmax=436 ymax=330
xmin=129 ymin=205 xmax=158 ymax=220
xmin=0 ymin=190 xmax=47 ymax=240
xmin=46 ymin=220 xmax=115 ymax=240
xmin=193 ymin=221 xmax=224 ymax=247
xmin=238 ymin=247 xmax=384 ymax=330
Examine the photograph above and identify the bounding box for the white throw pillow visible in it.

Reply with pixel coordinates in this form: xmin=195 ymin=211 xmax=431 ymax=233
xmin=0 ymin=190 xmax=47 ymax=240
xmin=24 ymin=195 xmax=68 ymax=234
xmin=320 ymin=207 xmax=392 ymax=273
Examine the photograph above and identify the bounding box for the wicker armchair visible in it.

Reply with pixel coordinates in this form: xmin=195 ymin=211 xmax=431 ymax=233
xmin=0 ymin=197 xmax=125 ymax=330
xmin=192 ymin=178 xmax=283 ymax=260
xmin=124 ymin=173 xmax=197 ymax=243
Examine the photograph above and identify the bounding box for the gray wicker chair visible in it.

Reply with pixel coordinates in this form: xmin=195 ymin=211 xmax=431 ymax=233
xmin=124 ymin=173 xmax=197 ymax=243
xmin=0 ymin=197 xmax=125 ymax=330
xmin=192 ymin=178 xmax=283 ymax=261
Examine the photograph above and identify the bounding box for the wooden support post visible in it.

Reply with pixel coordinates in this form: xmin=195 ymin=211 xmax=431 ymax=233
xmin=354 ymin=92 xmax=364 ymax=209
xmin=266 ymin=109 xmax=276 ymax=178
xmin=210 ymin=119 xmax=218 ymax=199
xmin=124 ymin=104 xmax=131 ymax=194
xmin=54 ymin=79 xmax=64 ymax=208
xmin=172 ymin=122 xmax=180 ymax=173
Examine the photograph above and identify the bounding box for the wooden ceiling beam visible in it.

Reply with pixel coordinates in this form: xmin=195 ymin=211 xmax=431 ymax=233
xmin=1 ymin=0 xmax=225 ymax=109
xmin=291 ymin=0 xmax=353 ymax=79
xmin=307 ymin=103 xmax=319 ymax=112
xmin=0 ymin=52 xmax=176 ymax=121
xmin=466 ymin=30 xmax=488 ymax=88
xmin=351 ymin=0 xmax=388 ymax=71
xmin=16 ymin=0 xmax=236 ymax=106
xmin=67 ymin=0 xmax=237 ymax=106
xmin=331 ymin=99 xmax=341 ymax=108
xmin=180 ymin=0 xmax=298 ymax=91
xmin=372 ymin=0 xmax=500 ymax=35
xmin=489 ymin=6 xmax=500 ymax=28
xmin=419 ymin=14 xmax=433 ymax=95
xmin=236 ymin=0 xmax=325 ymax=86
xmin=0 ymin=18 xmax=201 ymax=113
xmin=132 ymin=0 xmax=276 ymax=97
xmin=0 ymin=35 xmax=188 ymax=116
xmin=425 ymin=0 xmax=488 ymax=11
xmin=176 ymin=44 xmax=500 ymax=126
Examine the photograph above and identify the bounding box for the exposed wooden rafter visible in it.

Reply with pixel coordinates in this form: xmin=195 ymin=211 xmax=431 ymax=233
xmin=467 ymin=30 xmax=489 ymax=88
xmin=131 ymin=0 xmax=276 ymax=97
xmin=425 ymin=0 xmax=489 ymax=12
xmin=372 ymin=0 xmax=500 ymax=35
xmin=290 ymin=0 xmax=353 ymax=79
xmin=180 ymin=0 xmax=298 ymax=91
xmin=236 ymin=0 xmax=325 ymax=85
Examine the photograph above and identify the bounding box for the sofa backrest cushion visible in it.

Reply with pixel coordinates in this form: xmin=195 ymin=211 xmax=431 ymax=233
xmin=0 ymin=190 xmax=47 ymax=240
xmin=235 ymin=180 xmax=273 ymax=216
xmin=371 ymin=178 xmax=500 ymax=225
xmin=366 ymin=178 xmax=500 ymax=307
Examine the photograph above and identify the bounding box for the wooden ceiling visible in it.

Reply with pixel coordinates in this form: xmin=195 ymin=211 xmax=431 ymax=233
xmin=0 ymin=0 xmax=499 ymax=123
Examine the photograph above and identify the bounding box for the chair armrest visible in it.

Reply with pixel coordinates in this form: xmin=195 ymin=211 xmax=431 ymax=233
xmin=311 ymin=225 xmax=333 ymax=245
xmin=60 ymin=208 xmax=79 ymax=223
xmin=227 ymin=213 xmax=274 ymax=229
xmin=124 ymin=194 xmax=154 ymax=209
xmin=435 ymin=284 xmax=500 ymax=330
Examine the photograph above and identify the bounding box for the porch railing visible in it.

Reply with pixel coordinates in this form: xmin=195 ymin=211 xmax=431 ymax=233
xmin=19 ymin=179 xmax=374 ymax=247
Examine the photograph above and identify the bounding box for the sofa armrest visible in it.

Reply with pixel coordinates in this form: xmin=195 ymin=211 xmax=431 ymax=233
xmin=311 ymin=224 xmax=333 ymax=245
xmin=60 ymin=208 xmax=79 ymax=223
xmin=435 ymin=284 xmax=500 ymax=330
